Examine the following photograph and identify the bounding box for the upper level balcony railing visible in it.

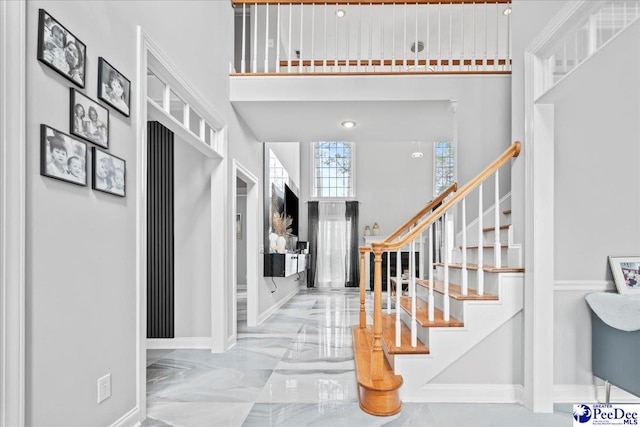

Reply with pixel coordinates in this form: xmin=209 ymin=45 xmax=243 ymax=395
xmin=232 ymin=0 xmax=512 ymax=75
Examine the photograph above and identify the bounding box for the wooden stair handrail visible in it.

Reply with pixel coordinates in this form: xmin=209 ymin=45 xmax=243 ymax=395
xmin=372 ymin=141 xmax=520 ymax=253
xmin=384 ymin=182 xmax=458 ymax=244
xmin=233 ymin=0 xmax=510 ymax=5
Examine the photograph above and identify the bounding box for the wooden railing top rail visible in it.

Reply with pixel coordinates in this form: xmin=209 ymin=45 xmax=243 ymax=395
xmin=372 ymin=141 xmax=520 ymax=253
xmin=233 ymin=0 xmax=510 ymax=5
xmin=385 ymin=182 xmax=458 ymax=244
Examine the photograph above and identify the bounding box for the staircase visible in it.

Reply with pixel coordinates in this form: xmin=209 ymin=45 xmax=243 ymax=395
xmin=352 ymin=142 xmax=522 ymax=415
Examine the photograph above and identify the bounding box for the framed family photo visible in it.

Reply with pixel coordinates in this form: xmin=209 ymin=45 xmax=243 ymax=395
xmin=608 ymin=256 xmax=640 ymax=295
xmin=70 ymin=88 xmax=109 ymax=148
xmin=40 ymin=124 xmax=87 ymax=186
xmin=97 ymin=57 xmax=131 ymax=117
xmin=37 ymin=9 xmax=86 ymax=88
xmin=92 ymin=147 xmax=126 ymax=197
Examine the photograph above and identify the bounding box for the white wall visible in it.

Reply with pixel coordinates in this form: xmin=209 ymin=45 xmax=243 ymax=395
xmin=544 ymin=20 xmax=640 ymax=388
xmin=25 ymin=1 xmax=262 ymax=424
xmin=174 ymin=139 xmax=213 ymax=338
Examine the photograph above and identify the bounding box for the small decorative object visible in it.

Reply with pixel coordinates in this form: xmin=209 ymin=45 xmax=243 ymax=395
xmin=269 ymin=233 xmax=278 ymax=253
xmin=92 ymin=147 xmax=126 ymax=197
xmin=98 ymin=57 xmax=131 ymax=117
xmin=609 ymin=256 xmax=640 ymax=295
xmin=37 ymin=9 xmax=86 ymax=87
xmin=236 ymin=213 xmax=242 ymax=240
xmin=70 ymin=88 xmax=109 ymax=148
xmin=364 ymin=225 xmax=371 ymax=236
xmin=271 ymin=212 xmax=293 ymax=253
xmin=276 ymin=236 xmax=287 ymax=254
xmin=373 ymin=222 xmax=380 ymax=236
xmin=40 ymin=124 xmax=87 ymax=186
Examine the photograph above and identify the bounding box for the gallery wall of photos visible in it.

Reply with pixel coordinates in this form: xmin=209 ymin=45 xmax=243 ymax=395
xmin=37 ymin=8 xmax=131 ymax=197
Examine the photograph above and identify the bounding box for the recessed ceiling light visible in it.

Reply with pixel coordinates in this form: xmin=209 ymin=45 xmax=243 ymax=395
xmin=336 ymin=9 xmax=346 ymax=18
xmin=503 ymin=6 xmax=512 ymax=15
xmin=341 ymin=120 xmax=356 ymax=129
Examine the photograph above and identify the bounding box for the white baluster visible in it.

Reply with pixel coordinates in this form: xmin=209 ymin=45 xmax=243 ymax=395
xmin=461 ymin=197 xmax=468 ymax=295
xmin=369 ymin=3 xmax=373 ymax=72
xmin=288 ymin=3 xmax=292 ymax=72
xmin=472 ymin=1 xmax=476 ymax=71
xmin=461 ymin=2 xmax=465 ymax=71
xmin=357 ymin=4 xmax=362 ymax=71
xmin=345 ymin=5 xmax=349 ymax=72
xmin=437 ymin=2 xmax=441 ymax=70
xmin=477 ymin=182 xmax=484 ymax=296
xmin=410 ymin=239 xmax=417 ymax=347
xmin=443 ymin=213 xmax=450 ymax=321
xmin=449 ymin=2 xmax=453 ymax=71
xmin=299 ymin=5 xmax=304 ymax=72
xmin=494 ymin=169 xmax=501 ymax=268
xmin=276 ymin=4 xmax=281 ymax=73
xmin=380 ymin=3 xmax=384 ymax=71
xmin=414 ymin=2 xmax=418 ymax=71
xmin=506 ymin=1 xmax=510 ymax=71
xmin=264 ymin=4 xmax=270 ymax=72
xmin=483 ymin=1 xmax=487 ymax=71
xmin=391 ymin=4 xmax=396 ymax=72
xmin=386 ymin=250 xmax=391 ymax=315
xmin=426 ymin=3 xmax=430 ymax=71
xmin=335 ymin=3 xmax=339 ymax=71
xmin=311 ymin=5 xmax=315 ymax=72
xmin=428 ymin=224 xmax=434 ymax=322
xmin=324 ymin=3 xmax=328 ymax=71
xmin=403 ymin=3 xmax=407 ymax=69
xmin=253 ymin=3 xmax=258 ymax=73
xmin=419 ymin=228 xmax=424 ymax=280
xmin=241 ymin=4 xmax=247 ymax=73
xmin=395 ymin=248 xmax=401 ymax=347
xmin=495 ymin=3 xmax=500 ymax=70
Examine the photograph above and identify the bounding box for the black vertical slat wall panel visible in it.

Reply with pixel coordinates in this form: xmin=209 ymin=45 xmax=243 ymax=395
xmin=147 ymin=121 xmax=175 ymax=338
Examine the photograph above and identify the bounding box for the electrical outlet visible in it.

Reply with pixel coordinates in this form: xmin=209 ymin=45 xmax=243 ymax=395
xmin=97 ymin=373 xmax=111 ymax=404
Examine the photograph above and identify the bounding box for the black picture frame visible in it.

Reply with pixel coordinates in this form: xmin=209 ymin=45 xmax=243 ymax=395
xmin=40 ymin=124 xmax=87 ymax=186
xmin=92 ymin=147 xmax=126 ymax=197
xmin=69 ymin=88 xmax=109 ymax=148
xmin=37 ymin=9 xmax=86 ymax=88
xmin=97 ymin=57 xmax=131 ymax=117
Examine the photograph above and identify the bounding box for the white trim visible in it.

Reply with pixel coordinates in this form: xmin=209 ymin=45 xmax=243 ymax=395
xmin=232 ymin=161 xmax=260 ymax=329
xmin=146 ymin=337 xmax=212 ymax=350
xmin=554 ymin=385 xmax=640 ymax=404
xmin=257 ymin=286 xmax=300 ymax=325
xmin=109 ymin=406 xmax=141 ymax=427
xmin=0 ymin=1 xmax=26 ymax=426
xmin=554 ymin=280 xmax=615 ymax=292
xmin=407 ymin=384 xmax=524 ymax=403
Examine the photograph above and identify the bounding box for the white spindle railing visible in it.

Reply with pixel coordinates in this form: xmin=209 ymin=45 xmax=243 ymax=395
xmin=477 ymin=182 xmax=484 ymax=296
xmin=442 ymin=212 xmax=450 ymax=321
xmin=386 ymin=251 xmax=391 ymax=315
xmin=395 ymin=248 xmax=401 ymax=347
xmin=235 ymin=1 xmax=512 ymax=74
xmin=461 ymin=197 xmax=468 ymax=295
xmin=494 ymin=169 xmax=501 ymax=268
xmin=410 ymin=239 xmax=417 ymax=347
xmin=428 ymin=223 xmax=434 ymax=321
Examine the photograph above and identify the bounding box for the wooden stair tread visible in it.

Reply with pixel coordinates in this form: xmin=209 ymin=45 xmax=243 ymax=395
xmin=459 ymin=244 xmax=508 ymax=249
xmin=381 ymin=313 xmax=430 ymax=354
xmin=503 ymin=209 xmax=512 ymax=215
xmin=435 ymin=262 xmax=524 ymax=273
xmin=352 ymin=325 xmax=403 ymax=390
xmin=415 ymin=279 xmax=498 ymax=301
xmin=396 ymin=296 xmax=464 ymax=327
xmin=482 ymin=224 xmax=510 ymax=232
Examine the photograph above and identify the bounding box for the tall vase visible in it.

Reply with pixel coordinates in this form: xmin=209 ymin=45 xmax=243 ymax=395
xmin=276 ymin=235 xmax=287 ymax=254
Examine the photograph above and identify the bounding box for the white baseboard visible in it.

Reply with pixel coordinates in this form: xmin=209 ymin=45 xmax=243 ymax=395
xmin=256 ymin=286 xmax=300 ymax=325
xmin=554 ymin=385 xmax=640 ymax=403
xmin=554 ymin=280 xmax=615 ymax=292
xmin=109 ymin=405 xmax=141 ymax=427
xmin=403 ymin=384 xmax=524 ymax=403
xmin=146 ymin=337 xmax=211 ymax=349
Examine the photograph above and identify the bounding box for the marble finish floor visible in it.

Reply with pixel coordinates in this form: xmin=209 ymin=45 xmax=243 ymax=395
xmin=143 ymin=288 xmax=573 ymax=426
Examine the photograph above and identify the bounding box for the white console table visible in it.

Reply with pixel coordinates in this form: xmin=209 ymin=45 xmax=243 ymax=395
xmin=362 ymin=235 xmax=425 ymax=290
